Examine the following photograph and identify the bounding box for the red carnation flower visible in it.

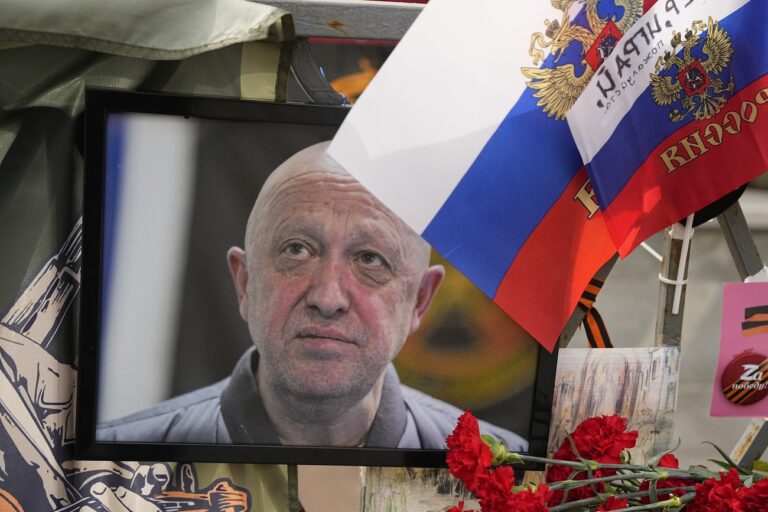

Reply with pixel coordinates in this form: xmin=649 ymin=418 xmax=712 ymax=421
xmin=735 ymin=477 xmax=768 ymax=512
xmin=503 ymin=484 xmax=551 ymax=512
xmin=446 ymin=412 xmax=492 ymax=492
xmin=597 ymin=496 xmax=629 ymax=510
xmin=687 ymin=468 xmax=742 ymax=512
xmin=568 ymin=415 xmax=639 ymax=464
xmin=446 ymin=412 xmax=548 ymax=511
xmin=658 ymin=454 xmax=680 ymax=468
xmin=474 ymin=465 xmax=516 ymax=508
xmin=546 ymin=415 xmax=638 ymax=505
xmin=478 ymin=478 xmax=551 ymax=512
xmin=548 ymin=415 xmax=637 ymax=469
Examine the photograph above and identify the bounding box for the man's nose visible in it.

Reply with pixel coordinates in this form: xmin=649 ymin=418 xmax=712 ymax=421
xmin=305 ymin=257 xmax=350 ymax=318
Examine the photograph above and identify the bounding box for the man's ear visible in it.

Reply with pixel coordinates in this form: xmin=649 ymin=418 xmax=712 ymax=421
xmin=409 ymin=265 xmax=445 ymax=334
xmin=227 ymin=247 xmax=249 ymax=321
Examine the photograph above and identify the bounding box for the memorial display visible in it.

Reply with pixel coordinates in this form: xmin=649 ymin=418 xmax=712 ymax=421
xmin=3 ymin=0 xmax=767 ymax=510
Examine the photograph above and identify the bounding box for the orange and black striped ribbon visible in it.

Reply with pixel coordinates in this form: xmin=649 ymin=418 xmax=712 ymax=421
xmin=578 ymin=278 xmax=613 ymax=349
xmin=722 ymin=357 xmax=768 ymax=405
xmin=742 ymin=305 xmax=768 ymax=336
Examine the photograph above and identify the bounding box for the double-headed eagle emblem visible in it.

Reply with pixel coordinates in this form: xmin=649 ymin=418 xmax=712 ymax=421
xmin=650 ymin=17 xmax=735 ymax=123
xmin=523 ymin=0 xmax=643 ymax=120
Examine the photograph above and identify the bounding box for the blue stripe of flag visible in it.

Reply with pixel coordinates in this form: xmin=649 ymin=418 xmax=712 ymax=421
xmin=422 ymin=91 xmax=582 ymax=296
xmin=589 ymin=0 xmax=768 ymax=208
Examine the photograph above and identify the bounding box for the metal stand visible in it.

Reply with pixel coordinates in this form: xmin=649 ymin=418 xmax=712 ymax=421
xmin=718 ymin=202 xmax=765 ymax=279
xmin=288 ymin=464 xmax=301 ymax=512
xmin=654 ymin=224 xmax=692 ymax=348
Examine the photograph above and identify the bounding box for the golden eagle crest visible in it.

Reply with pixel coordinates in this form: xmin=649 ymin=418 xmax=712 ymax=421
xmin=650 ymin=17 xmax=735 ymax=123
xmin=522 ymin=0 xmax=643 ymax=120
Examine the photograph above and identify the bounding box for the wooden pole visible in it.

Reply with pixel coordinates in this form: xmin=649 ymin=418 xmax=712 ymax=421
xmin=654 ymin=224 xmax=693 ymax=347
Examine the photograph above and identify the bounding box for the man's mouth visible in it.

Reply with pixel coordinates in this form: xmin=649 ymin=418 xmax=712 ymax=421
xmin=295 ymin=328 xmax=357 ymax=345
xmin=293 ymin=329 xmax=359 ymax=360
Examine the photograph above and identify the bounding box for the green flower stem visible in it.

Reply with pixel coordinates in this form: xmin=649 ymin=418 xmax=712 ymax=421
xmin=620 ymin=486 xmax=695 ymax=500
xmin=502 ymin=453 xmax=655 ymax=473
xmin=610 ymin=482 xmax=640 ymax=493
xmin=548 ymin=472 xmax=662 ymax=491
xmin=598 ymin=463 xmax=665 ymax=471
xmin=548 ymin=496 xmax=612 ymax=512
xmin=501 ymin=453 xmax=711 ymax=480
xmin=664 ymin=469 xmax=709 ymax=480
xmin=502 ymin=454 xmax=587 ymax=469
xmin=609 ymin=492 xmax=696 ymax=512
xmin=548 ymin=489 xmax=696 ymax=512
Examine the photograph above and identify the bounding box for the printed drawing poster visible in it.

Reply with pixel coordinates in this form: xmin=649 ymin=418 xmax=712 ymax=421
xmin=711 ymin=282 xmax=768 ymax=417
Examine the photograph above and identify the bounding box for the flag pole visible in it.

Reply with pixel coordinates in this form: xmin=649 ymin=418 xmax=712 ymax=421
xmin=672 ymin=214 xmax=695 ymax=314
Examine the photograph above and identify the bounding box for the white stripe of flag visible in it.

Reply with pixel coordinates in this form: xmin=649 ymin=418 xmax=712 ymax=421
xmin=328 ymin=0 xmax=568 ymax=235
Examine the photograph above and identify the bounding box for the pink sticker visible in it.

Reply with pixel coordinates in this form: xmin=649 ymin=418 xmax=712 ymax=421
xmin=710 ymin=281 xmax=768 ymax=417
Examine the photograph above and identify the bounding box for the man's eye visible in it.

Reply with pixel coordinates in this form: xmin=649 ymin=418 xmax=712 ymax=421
xmin=283 ymin=242 xmax=311 ymax=258
xmin=356 ymin=251 xmax=385 ymax=268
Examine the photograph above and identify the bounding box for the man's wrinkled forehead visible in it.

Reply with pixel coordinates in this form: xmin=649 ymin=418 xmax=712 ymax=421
xmin=260 ymin=168 xmax=381 ymax=220
xmin=244 ymin=143 xmax=430 ymax=264
xmin=260 ymin=172 xmax=406 ymax=247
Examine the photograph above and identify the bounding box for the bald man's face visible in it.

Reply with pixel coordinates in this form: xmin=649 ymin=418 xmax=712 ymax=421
xmin=228 ymin=163 xmax=443 ymax=403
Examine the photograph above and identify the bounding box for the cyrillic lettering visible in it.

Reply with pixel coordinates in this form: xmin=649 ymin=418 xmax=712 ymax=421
xmin=723 ymin=110 xmax=742 ymax=135
xmin=680 ymin=131 xmax=709 ymax=160
xmin=661 ymin=145 xmax=690 ymax=172
xmin=703 ymin=123 xmax=723 ymax=146
xmin=741 ymin=101 xmax=758 ymax=123
xmin=573 ymin=179 xmax=600 ymax=219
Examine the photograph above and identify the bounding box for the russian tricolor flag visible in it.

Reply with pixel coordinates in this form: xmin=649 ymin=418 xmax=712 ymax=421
xmin=327 ymin=0 xmax=634 ymax=352
xmin=569 ymin=0 xmax=768 ymax=255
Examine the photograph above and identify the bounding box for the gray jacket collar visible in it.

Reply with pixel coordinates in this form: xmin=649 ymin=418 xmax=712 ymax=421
xmin=220 ymin=347 xmax=407 ymax=447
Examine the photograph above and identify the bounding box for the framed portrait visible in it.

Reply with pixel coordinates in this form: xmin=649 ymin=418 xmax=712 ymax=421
xmin=76 ymin=89 xmax=558 ymax=467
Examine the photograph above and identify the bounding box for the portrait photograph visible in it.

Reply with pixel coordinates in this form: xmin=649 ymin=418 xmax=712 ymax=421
xmin=78 ymin=90 xmax=556 ymax=467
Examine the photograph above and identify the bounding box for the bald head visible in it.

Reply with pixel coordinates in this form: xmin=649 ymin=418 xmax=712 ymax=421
xmin=244 ymin=141 xmax=431 ymax=271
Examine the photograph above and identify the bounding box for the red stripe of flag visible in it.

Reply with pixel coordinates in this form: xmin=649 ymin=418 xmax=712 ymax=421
xmin=494 ymin=167 xmax=616 ymax=352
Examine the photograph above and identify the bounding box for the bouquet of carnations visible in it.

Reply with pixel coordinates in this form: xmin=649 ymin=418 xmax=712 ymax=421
xmin=446 ymin=412 xmax=768 ymax=511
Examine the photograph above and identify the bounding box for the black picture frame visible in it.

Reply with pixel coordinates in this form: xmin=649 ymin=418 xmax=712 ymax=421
xmin=77 ymin=88 xmax=558 ymax=468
